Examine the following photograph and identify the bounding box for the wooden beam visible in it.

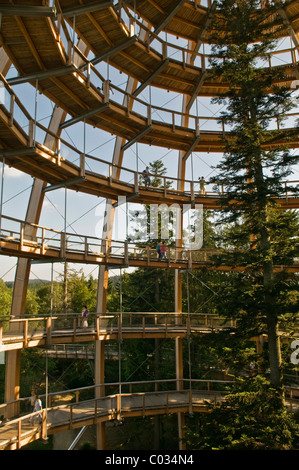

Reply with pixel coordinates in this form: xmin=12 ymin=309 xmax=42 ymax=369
xmin=7 ymin=65 xmax=75 ymax=86
xmin=59 ymin=103 xmax=110 ymax=129
xmin=186 ymin=70 xmax=207 ymax=111
xmin=0 ymin=6 xmax=56 ymax=17
xmin=63 ymin=1 xmax=113 ymax=18
xmin=121 ymin=125 xmax=152 ymax=151
xmin=42 ymin=176 xmax=86 ymax=193
xmin=150 ymin=0 xmax=186 ymax=39
xmin=133 ymin=59 xmax=169 ymax=97
xmin=276 ymin=3 xmax=299 ymax=48
xmin=190 ymin=1 xmax=217 ymax=62
xmin=91 ymin=36 xmax=137 ymax=66
xmin=14 ymin=17 xmax=45 ymax=70
xmin=183 ymin=134 xmax=201 ymax=161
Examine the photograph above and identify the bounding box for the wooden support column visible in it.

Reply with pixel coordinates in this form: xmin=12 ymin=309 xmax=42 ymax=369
xmin=95 ymin=73 xmax=139 ymax=449
xmin=4 ymin=35 xmax=87 ymax=417
xmin=4 ymin=350 xmax=21 ymax=419
xmin=175 ymin=267 xmax=185 ymax=450
xmin=5 ymin=106 xmax=66 ymax=417
xmin=94 ymin=339 xmax=106 ymax=450
xmin=175 ymin=35 xmax=196 ymax=449
xmin=94 ymin=24 xmax=147 ymax=448
xmin=0 ymin=49 xmax=23 ymax=418
xmin=175 ymin=155 xmax=185 ymax=449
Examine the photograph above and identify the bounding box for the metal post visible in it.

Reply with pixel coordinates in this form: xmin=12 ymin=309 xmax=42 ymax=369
xmin=45 ymin=350 xmax=48 ymax=441
xmin=0 ymin=157 xmax=4 ymax=232
xmin=186 ymin=271 xmax=192 ymax=414
xmin=118 ymin=268 xmax=123 ymax=419
xmin=34 ymin=80 xmax=38 ymax=146
xmin=64 ymin=187 xmax=68 ymax=312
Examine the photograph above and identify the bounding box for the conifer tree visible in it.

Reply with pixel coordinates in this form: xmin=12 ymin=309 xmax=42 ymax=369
xmin=208 ymin=0 xmax=299 ymax=388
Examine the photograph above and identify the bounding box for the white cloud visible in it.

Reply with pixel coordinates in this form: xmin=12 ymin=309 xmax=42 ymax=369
xmin=0 ymin=166 xmax=24 ymax=179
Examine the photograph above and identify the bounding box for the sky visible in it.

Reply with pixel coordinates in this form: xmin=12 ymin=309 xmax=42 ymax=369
xmin=0 ymin=4 xmax=298 ymax=284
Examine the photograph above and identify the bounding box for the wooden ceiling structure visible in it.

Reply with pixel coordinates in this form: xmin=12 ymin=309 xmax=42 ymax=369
xmin=0 ymin=78 xmax=298 ymax=208
xmin=0 ymin=0 xmax=298 ymax=155
xmin=0 ymin=0 xmax=299 ymax=452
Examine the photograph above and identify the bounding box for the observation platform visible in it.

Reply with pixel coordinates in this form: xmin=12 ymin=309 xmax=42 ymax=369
xmin=0 ymin=379 xmax=231 ymax=450
xmin=0 ymin=378 xmax=298 ymax=450
xmin=1 ymin=311 xmax=297 ymax=353
xmin=0 ymin=312 xmax=239 ymax=352
xmin=2 ymin=0 xmax=299 ymax=98
xmin=0 ymin=1 xmax=299 ymax=451
xmin=0 ymin=78 xmax=298 ymax=209
xmin=1 ymin=214 xmax=299 ymax=271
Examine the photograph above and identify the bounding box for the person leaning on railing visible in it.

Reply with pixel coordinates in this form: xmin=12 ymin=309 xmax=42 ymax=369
xmin=142 ymin=166 xmax=151 ymax=187
xmin=81 ymin=305 xmax=88 ymax=328
xmin=199 ymin=176 xmax=206 ymax=195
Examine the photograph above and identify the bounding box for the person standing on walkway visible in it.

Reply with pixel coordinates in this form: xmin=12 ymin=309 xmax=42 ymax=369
xmin=156 ymin=241 xmax=161 ymax=260
xmin=82 ymin=305 xmax=88 ymax=328
xmin=199 ymin=176 xmax=206 ymax=195
xmin=34 ymin=396 xmax=42 ymax=424
xmin=142 ymin=166 xmax=151 ymax=187
xmin=160 ymin=241 xmax=167 ymax=260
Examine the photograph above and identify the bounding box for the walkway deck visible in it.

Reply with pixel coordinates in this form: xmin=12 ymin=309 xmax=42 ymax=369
xmin=1 ymin=380 xmax=298 ymax=450
xmin=0 ymin=388 xmax=226 ymax=450
xmin=1 ymin=215 xmax=298 ymax=271
xmin=0 ymin=312 xmax=238 ymax=352
xmin=1 ymin=1 xmax=299 ymax=156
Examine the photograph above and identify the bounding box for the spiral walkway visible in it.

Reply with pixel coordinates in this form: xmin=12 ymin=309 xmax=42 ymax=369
xmin=0 ymin=0 xmax=299 ymax=451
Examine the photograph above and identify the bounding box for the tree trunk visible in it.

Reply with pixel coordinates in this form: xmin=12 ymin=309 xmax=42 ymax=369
xmin=262 ymin=234 xmax=282 ymax=388
xmin=266 ymin=310 xmax=282 ymax=388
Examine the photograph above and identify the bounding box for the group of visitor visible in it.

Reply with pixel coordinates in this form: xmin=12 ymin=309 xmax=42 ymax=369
xmin=156 ymin=241 xmax=167 ymax=261
xmin=28 ymin=391 xmax=43 ymax=424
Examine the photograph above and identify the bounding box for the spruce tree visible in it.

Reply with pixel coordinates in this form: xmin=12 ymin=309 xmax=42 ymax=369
xmin=208 ymin=0 xmax=299 ymax=388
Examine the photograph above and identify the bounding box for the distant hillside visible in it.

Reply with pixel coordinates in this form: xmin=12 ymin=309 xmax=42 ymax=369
xmin=5 ymin=279 xmax=51 ymax=289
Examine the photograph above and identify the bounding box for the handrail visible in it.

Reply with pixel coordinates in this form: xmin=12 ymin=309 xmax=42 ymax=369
xmin=0 ymin=312 xmax=236 ymax=352
xmin=1 ymin=75 xmax=298 ymax=200
xmin=0 ymin=378 xmax=235 ymax=412
xmin=0 ymin=311 xmax=223 ymax=320
xmin=121 ymin=2 xmax=299 ymax=67
xmin=1 ymin=214 xmax=299 ymax=273
xmin=3 ymin=61 xmax=299 ymax=148
xmin=0 ymin=378 xmax=298 ymax=449
xmin=0 ymin=379 xmax=234 ymax=449
xmin=1 ymin=378 xmax=297 ymax=420
xmin=1 ymin=214 xmax=299 ymax=254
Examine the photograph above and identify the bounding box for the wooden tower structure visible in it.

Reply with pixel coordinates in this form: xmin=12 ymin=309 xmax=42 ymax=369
xmin=0 ymin=0 xmax=298 ymax=450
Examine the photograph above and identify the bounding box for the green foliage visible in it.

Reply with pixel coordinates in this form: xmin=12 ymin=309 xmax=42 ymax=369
xmin=66 ymin=269 xmax=97 ymax=313
xmin=206 ymin=0 xmax=299 ymax=388
xmin=36 ymin=281 xmax=64 ymax=314
xmin=184 ymin=376 xmax=299 ymax=450
xmin=0 ymin=279 xmax=12 ymax=316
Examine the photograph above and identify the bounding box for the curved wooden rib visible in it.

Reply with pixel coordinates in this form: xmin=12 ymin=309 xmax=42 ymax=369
xmin=0 ymin=214 xmax=298 ymax=272
xmin=1 ymin=0 xmax=299 ymax=102
xmin=123 ymin=0 xmax=299 ymax=43
xmin=0 ymin=379 xmax=297 ymax=450
xmin=0 ymin=312 xmax=237 ymax=351
xmin=0 ymin=76 xmax=299 ymax=208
